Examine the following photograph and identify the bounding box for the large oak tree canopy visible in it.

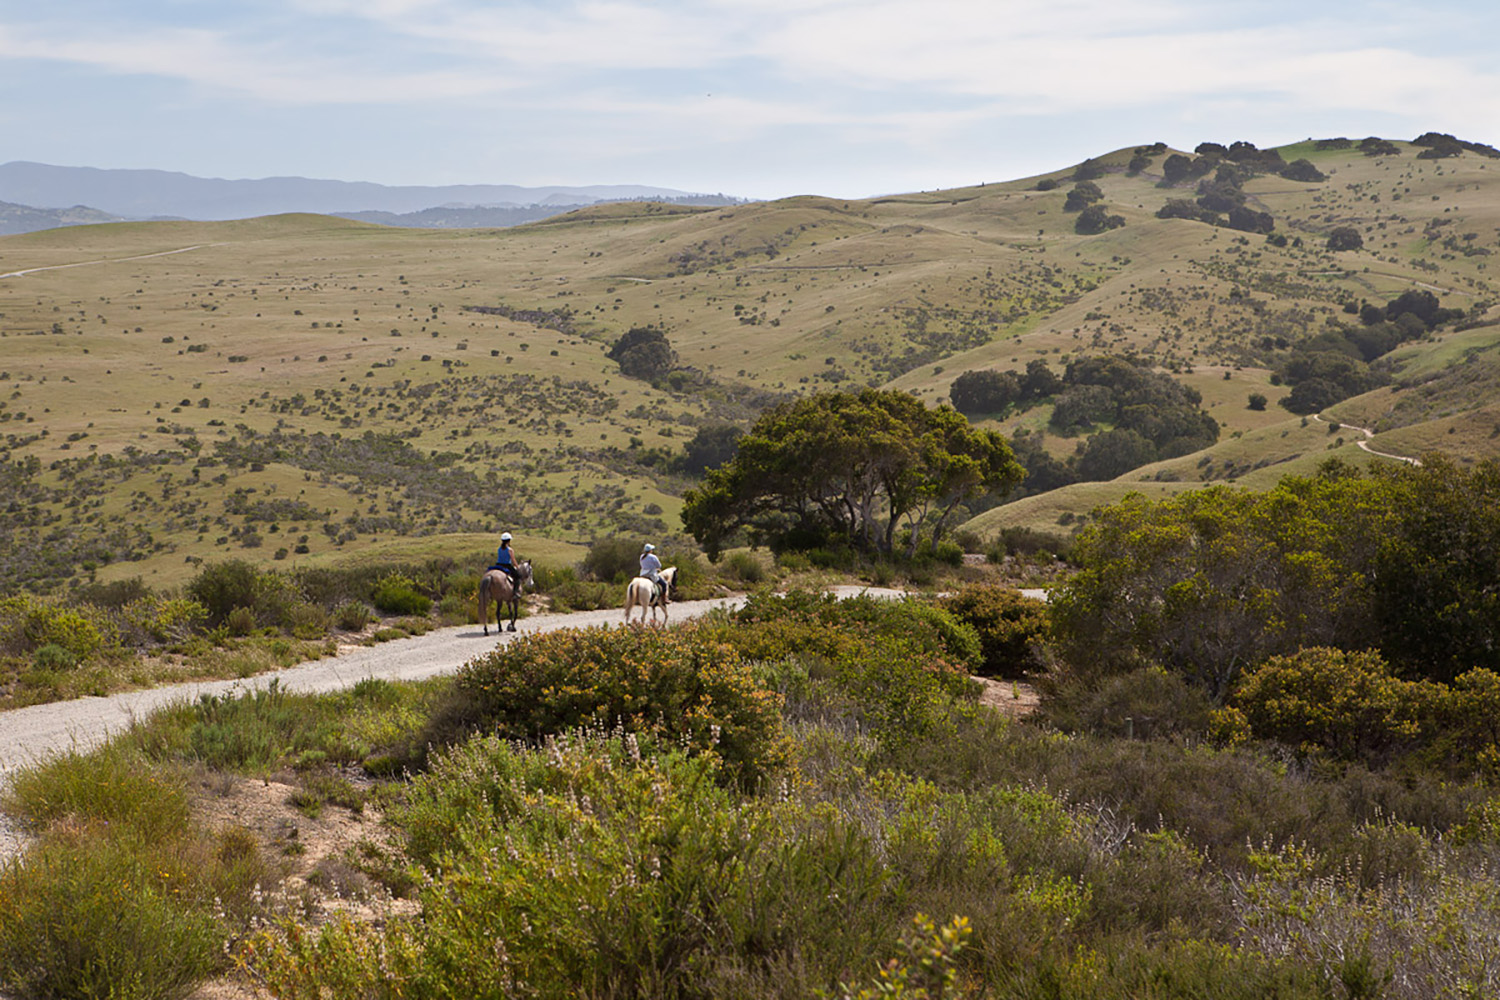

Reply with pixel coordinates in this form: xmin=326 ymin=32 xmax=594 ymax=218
xmin=681 ymin=389 xmax=1023 ymax=560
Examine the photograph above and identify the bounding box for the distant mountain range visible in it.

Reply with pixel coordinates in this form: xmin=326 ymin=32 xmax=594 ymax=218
xmin=0 ymin=200 xmax=128 ymax=235
xmin=0 ymin=161 xmax=736 ymax=229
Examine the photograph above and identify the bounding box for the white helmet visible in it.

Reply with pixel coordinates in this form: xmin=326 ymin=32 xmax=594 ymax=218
xmin=643 ymin=543 xmax=655 ymax=552
xmin=501 ymin=532 xmax=512 ymax=542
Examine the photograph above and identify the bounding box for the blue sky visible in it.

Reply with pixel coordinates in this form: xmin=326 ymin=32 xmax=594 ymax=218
xmin=2 ymin=0 xmax=1498 ymax=199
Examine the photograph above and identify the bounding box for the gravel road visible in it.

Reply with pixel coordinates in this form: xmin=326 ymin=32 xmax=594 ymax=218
xmin=0 ymin=595 xmax=764 ymax=783
xmin=0 ymin=583 xmax=1041 ymax=861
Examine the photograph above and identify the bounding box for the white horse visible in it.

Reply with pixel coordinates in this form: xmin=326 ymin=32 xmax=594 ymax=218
xmin=624 ymin=566 xmax=677 ymax=627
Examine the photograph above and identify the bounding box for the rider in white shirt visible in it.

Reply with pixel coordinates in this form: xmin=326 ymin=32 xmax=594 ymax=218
xmin=640 ymin=543 xmax=665 ymax=602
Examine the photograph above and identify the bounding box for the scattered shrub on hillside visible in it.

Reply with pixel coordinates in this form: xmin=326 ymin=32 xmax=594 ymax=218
xmin=1327 ymin=226 xmax=1364 ymax=251
xmin=1076 ymin=204 xmax=1125 ymax=234
xmin=939 ymin=585 xmax=1049 ymax=678
xmin=427 ymin=626 xmax=787 ymax=788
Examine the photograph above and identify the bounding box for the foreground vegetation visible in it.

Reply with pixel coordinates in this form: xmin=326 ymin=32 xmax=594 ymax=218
xmin=4 ymin=550 xmax=1500 ymax=997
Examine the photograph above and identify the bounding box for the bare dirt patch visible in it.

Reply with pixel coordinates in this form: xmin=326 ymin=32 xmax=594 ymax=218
xmin=973 ymin=676 xmax=1040 ymax=719
xmin=185 ymin=770 xmax=415 ymax=999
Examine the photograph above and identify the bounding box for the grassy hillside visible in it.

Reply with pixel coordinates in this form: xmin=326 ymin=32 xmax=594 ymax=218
xmin=2 ymin=136 xmax=1499 ymax=589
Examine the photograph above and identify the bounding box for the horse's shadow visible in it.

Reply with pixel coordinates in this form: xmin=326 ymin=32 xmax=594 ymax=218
xmin=459 ymin=628 xmax=516 ymax=639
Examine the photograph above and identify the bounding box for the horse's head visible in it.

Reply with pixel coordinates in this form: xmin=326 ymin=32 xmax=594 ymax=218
xmin=518 ymin=560 xmax=534 ymax=586
xmin=661 ymin=566 xmax=677 ymax=591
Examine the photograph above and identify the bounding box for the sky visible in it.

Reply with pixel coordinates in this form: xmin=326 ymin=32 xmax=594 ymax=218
xmin=2 ymin=0 xmax=1499 ymax=200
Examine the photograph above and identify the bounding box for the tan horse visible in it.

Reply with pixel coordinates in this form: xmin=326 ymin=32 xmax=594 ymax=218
xmin=624 ymin=566 xmax=676 ymax=627
xmin=479 ymin=561 xmax=533 ymax=634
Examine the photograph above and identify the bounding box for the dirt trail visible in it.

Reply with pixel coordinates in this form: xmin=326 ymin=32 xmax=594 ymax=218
xmin=1312 ymin=412 xmax=1421 ymax=466
xmin=0 ymin=243 xmax=226 ymax=280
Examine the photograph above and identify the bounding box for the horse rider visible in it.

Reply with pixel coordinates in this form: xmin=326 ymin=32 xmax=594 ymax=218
xmin=491 ymin=532 xmax=523 ymax=593
xmin=640 ymin=543 xmax=668 ymax=604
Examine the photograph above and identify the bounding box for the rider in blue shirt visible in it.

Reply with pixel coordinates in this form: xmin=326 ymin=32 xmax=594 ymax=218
xmin=491 ymin=532 xmax=522 ymax=591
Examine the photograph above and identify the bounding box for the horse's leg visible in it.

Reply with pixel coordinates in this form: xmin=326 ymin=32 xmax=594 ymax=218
xmin=506 ymin=594 xmax=517 ymax=632
xmin=479 ymin=579 xmax=489 ymax=635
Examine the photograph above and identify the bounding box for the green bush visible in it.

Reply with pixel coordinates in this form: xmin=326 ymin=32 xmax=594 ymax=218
xmin=31 ymin=643 xmax=78 ymax=671
xmin=720 ymin=550 xmax=767 ymax=585
xmin=435 ymin=591 xmax=472 ymax=624
xmin=993 ymin=525 xmax=1073 ymax=561
xmin=187 ymin=560 xmax=307 ymax=631
xmin=185 ymin=560 xmax=261 ymax=624
xmin=252 ymin=732 xmax=885 ymax=999
xmin=370 ymin=573 xmax=431 ymax=616
xmin=333 ymin=601 xmax=371 ymax=631
xmin=0 ymin=829 xmax=229 ymax=1000
xmin=225 ymin=606 xmax=256 ymax=637
xmin=70 ymin=577 xmax=152 ymax=609
xmin=733 ymin=590 xmax=982 ymax=674
xmin=0 ymin=744 xmax=276 ymax=1000
xmin=931 ymin=539 xmax=964 ymax=567
xmin=1232 ymin=647 xmax=1433 ymax=763
xmin=940 ymin=584 xmax=1049 ymax=678
xmin=285 ymin=601 xmax=329 ymax=640
xmin=580 ymin=536 xmax=645 ymax=583
xmin=548 ymin=576 xmax=617 ymax=611
xmin=4 ymin=744 xmax=190 ymax=842
xmin=116 ymin=597 xmax=208 ymax=647
xmin=428 ymin=625 xmax=787 ymax=788
xmin=700 ymin=592 xmax=982 ymax=750
xmin=0 ymin=595 xmax=107 ymax=660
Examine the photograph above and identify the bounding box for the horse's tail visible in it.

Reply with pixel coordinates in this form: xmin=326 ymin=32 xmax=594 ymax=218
xmin=478 ymin=573 xmax=489 ymax=628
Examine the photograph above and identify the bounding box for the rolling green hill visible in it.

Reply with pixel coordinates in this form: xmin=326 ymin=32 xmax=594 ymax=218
xmin=2 ymin=135 xmax=1498 ymax=591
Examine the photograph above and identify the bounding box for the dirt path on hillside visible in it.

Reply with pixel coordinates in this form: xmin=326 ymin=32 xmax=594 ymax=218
xmin=1312 ymin=412 xmax=1422 ymax=465
xmin=0 ymin=243 xmax=227 ymax=280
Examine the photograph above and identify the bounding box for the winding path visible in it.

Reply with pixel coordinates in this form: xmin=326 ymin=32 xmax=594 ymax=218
xmin=1311 ymin=412 xmax=1422 ymax=466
